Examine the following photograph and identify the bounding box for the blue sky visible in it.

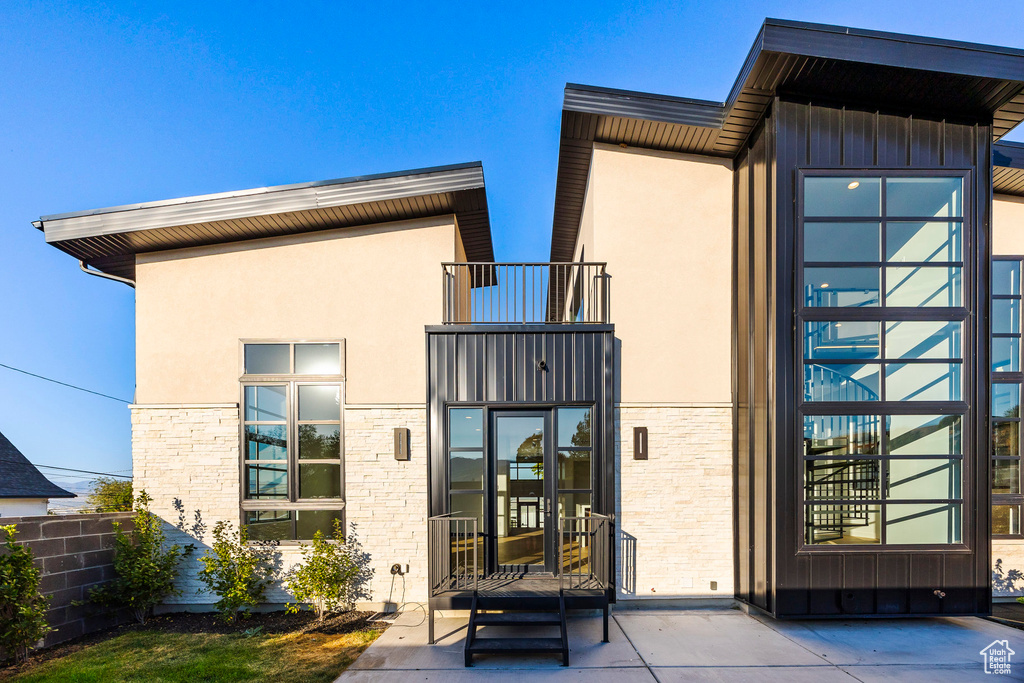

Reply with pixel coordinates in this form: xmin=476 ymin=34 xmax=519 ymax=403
xmin=1 ymin=0 xmax=1022 ymax=480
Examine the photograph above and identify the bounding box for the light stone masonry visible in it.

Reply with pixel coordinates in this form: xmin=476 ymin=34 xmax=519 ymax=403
xmin=993 ymin=540 xmax=1024 ymax=597
xmin=131 ymin=404 xmax=428 ymax=608
xmin=615 ymin=405 xmax=734 ymax=602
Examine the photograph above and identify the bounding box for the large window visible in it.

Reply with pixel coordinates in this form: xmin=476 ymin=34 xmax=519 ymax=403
xmin=800 ymin=173 xmax=966 ymax=546
xmin=993 ymin=258 xmax=1023 ymax=537
xmin=240 ymin=341 xmax=345 ymax=541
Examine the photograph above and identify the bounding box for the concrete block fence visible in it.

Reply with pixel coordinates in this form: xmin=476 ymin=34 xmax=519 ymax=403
xmin=4 ymin=511 xmax=135 ymax=646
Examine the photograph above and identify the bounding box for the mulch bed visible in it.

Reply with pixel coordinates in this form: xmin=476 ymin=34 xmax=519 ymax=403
xmin=1 ymin=610 xmax=387 ymax=677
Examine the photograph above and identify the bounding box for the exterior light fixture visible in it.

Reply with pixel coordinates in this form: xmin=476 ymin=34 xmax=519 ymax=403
xmin=394 ymin=427 xmax=410 ymax=461
xmin=633 ymin=427 xmax=648 ymax=460
xmin=848 ymin=181 xmax=860 ymax=189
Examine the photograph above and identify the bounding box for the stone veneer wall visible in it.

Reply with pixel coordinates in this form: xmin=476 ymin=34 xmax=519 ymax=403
xmin=5 ymin=512 xmax=135 ymax=647
xmin=615 ymin=405 xmax=734 ymax=602
xmin=131 ymin=403 xmax=427 ymax=609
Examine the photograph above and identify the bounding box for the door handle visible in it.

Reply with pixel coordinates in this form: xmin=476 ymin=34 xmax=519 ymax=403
xmin=546 ymin=498 xmax=551 ymax=515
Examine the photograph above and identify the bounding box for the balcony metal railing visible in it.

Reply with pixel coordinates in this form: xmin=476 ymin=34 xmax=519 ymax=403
xmin=559 ymin=513 xmax=612 ymax=591
xmin=442 ymin=262 xmax=609 ymax=324
xmin=427 ymin=514 xmax=479 ymax=595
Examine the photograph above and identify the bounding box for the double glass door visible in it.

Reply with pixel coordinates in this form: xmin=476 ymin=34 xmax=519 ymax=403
xmin=446 ymin=405 xmax=594 ymax=576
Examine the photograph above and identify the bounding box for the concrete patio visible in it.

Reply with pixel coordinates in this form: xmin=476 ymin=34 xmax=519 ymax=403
xmin=338 ymin=606 xmax=1024 ymax=681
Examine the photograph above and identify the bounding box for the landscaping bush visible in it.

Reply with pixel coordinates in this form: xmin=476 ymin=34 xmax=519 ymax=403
xmin=196 ymin=521 xmax=277 ymax=622
xmin=0 ymin=525 xmax=52 ymax=663
xmin=285 ymin=519 xmax=360 ymax=621
xmin=89 ymin=491 xmax=195 ymax=625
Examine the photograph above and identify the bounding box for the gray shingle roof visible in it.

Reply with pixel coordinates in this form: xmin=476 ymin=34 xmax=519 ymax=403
xmin=0 ymin=430 xmax=76 ymax=499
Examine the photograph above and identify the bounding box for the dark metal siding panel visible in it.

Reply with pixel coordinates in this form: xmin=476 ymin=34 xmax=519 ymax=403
xmin=876 ymin=554 xmax=910 ymax=614
xmin=733 ymin=148 xmax=752 ymax=605
xmin=770 ymin=98 xmax=991 ymax=617
xmin=426 ymin=327 xmax=615 ymax=517
xmin=773 ymin=100 xmax=809 ymax=618
xmin=749 ymin=120 xmax=773 ymax=613
xmin=974 ymin=127 xmax=995 ymax=614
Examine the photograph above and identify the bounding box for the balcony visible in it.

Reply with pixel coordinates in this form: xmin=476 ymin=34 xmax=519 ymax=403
xmin=442 ymin=262 xmax=609 ymax=324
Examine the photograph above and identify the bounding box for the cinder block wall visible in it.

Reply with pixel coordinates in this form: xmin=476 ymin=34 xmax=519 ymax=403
xmin=132 ymin=403 xmax=429 ymax=608
xmin=615 ymin=405 xmax=734 ymax=601
xmin=6 ymin=512 xmax=135 ymax=646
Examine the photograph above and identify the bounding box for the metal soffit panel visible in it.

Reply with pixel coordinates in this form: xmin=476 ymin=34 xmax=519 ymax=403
xmin=551 ymin=18 xmax=1024 ymax=260
xmin=37 ymin=162 xmax=494 ymax=279
xmin=995 ymin=141 xmax=1024 ymax=196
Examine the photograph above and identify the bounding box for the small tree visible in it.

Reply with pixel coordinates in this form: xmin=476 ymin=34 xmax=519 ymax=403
xmin=86 ymin=477 xmax=133 ymax=513
xmin=285 ymin=519 xmax=359 ymax=621
xmin=89 ymin=491 xmax=194 ymax=624
xmin=0 ymin=525 xmax=52 ymax=663
xmin=196 ymin=522 xmax=276 ymax=622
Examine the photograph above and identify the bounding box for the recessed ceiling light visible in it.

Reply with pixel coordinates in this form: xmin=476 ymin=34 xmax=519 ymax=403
xmin=821 ymin=283 xmax=830 ymax=288
xmin=835 ymin=323 xmax=843 ymax=328
xmin=848 ymin=181 xmax=860 ymax=189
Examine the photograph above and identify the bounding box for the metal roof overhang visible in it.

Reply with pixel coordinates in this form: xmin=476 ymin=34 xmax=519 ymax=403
xmin=36 ymin=162 xmax=494 ymax=281
xmin=995 ymin=141 xmax=1024 ymax=196
xmin=552 ymin=18 xmax=1024 ymax=260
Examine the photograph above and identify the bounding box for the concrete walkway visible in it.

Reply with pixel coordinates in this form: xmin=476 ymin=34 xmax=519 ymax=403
xmin=338 ymin=607 xmax=1024 ymax=681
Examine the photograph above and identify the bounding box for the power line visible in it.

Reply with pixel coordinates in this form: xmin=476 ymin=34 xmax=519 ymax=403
xmin=33 ymin=463 xmax=132 ymax=479
xmin=0 ymin=362 xmax=131 ymax=404
xmin=0 ymin=454 xmax=132 ymax=480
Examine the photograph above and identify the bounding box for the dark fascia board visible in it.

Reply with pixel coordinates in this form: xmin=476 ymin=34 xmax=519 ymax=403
xmin=724 ymin=19 xmax=1024 ymax=108
xmin=36 ymin=161 xmax=494 ymax=266
xmin=38 ymin=161 xmax=482 ymax=225
xmin=995 ymin=140 xmax=1024 ymax=169
xmin=760 ymin=18 xmax=1024 ymax=82
xmin=563 ymin=84 xmax=726 ymax=129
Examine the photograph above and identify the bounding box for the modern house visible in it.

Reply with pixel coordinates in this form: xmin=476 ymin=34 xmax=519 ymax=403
xmin=0 ymin=430 xmax=75 ymax=517
xmin=29 ymin=17 xmax=1024 ymax=656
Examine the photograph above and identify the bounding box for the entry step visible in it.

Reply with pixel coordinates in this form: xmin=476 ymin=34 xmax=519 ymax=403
xmin=468 ymin=637 xmax=564 ymax=654
xmin=474 ymin=612 xmax=562 ymax=626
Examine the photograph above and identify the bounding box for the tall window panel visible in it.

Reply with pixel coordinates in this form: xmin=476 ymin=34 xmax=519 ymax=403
xmin=240 ymin=341 xmax=345 ymax=542
xmin=447 ymin=408 xmax=484 ymax=574
xmin=800 ymin=173 xmax=967 ymax=546
xmin=993 ymin=258 xmax=1024 ymax=537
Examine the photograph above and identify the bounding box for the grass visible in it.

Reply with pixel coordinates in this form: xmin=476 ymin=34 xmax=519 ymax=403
xmin=5 ymin=628 xmax=381 ymax=683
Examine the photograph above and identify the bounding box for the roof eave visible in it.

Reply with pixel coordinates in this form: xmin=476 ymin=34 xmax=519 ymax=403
xmin=37 ymin=162 xmax=495 ymax=278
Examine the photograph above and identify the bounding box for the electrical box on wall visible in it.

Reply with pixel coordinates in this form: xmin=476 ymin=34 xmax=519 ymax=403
xmin=394 ymin=427 xmax=410 ymax=461
xmin=633 ymin=427 xmax=648 ymax=460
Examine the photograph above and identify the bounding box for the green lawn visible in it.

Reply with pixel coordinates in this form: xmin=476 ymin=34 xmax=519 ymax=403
xmin=7 ymin=629 xmax=380 ymax=683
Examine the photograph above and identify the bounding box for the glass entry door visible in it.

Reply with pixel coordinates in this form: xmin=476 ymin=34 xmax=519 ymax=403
xmin=493 ymin=411 xmax=553 ymax=573
xmin=446 ymin=405 xmax=596 ymax=576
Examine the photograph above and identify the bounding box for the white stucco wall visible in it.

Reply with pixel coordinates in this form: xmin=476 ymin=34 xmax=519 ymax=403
xmin=0 ymin=499 xmax=49 ymax=518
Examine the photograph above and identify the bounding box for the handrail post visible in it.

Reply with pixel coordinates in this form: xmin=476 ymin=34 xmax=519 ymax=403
xmin=558 ymin=516 xmax=564 ymax=593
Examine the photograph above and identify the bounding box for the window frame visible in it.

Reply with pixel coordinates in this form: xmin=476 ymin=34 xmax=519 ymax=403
xmin=795 ymin=169 xmax=973 ymax=552
xmin=992 ymin=259 xmax=1024 ymax=538
xmin=239 ymin=339 xmax=346 ymax=544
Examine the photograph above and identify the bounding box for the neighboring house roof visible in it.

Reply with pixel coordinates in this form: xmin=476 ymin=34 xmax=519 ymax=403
xmin=551 ymin=18 xmax=1024 ymax=260
xmin=35 ymin=162 xmax=493 ymax=282
xmin=0 ymin=430 xmax=75 ymax=499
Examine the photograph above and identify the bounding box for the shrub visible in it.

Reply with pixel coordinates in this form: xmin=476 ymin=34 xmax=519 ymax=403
xmin=0 ymin=525 xmax=52 ymax=663
xmin=284 ymin=519 xmax=360 ymax=620
xmin=196 ymin=522 xmax=276 ymax=622
xmin=89 ymin=491 xmax=195 ymax=624
xmin=86 ymin=477 xmax=133 ymax=513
